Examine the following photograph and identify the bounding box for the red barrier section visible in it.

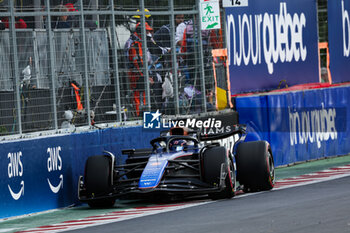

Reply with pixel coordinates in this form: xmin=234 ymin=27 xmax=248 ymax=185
xmin=232 ymin=82 xmax=350 ymax=97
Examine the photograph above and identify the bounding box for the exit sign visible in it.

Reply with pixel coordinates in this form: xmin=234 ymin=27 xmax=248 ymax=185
xmin=200 ymin=0 xmax=221 ymax=30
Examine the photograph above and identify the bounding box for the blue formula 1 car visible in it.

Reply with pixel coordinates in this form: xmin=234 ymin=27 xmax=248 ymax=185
xmin=78 ymin=125 xmax=275 ymax=208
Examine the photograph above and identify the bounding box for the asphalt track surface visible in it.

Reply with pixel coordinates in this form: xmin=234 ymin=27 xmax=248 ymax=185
xmin=65 ymin=176 xmax=350 ymax=233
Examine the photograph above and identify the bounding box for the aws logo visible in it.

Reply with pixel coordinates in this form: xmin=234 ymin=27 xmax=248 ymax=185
xmin=8 ymin=151 xmax=24 ymax=200
xmin=47 ymin=147 xmax=63 ymax=193
xmin=7 ymin=147 xmax=64 ymax=200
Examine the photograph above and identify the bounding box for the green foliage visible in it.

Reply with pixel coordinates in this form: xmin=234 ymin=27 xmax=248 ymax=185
xmin=0 ymin=126 xmax=8 ymax=136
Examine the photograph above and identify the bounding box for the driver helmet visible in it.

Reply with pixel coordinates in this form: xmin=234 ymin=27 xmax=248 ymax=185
xmin=169 ymin=127 xmax=190 ymax=151
xmin=169 ymin=139 xmax=187 ymax=151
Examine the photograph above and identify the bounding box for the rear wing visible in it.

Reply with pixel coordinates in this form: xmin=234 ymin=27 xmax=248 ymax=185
xmin=199 ymin=124 xmax=246 ymax=141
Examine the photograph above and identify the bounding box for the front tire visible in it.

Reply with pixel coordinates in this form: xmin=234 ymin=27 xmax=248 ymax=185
xmin=202 ymin=146 xmax=235 ymax=199
xmin=84 ymin=155 xmax=115 ymax=208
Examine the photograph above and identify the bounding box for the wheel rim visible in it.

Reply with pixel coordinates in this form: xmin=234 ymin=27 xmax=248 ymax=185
xmin=268 ymin=152 xmax=275 ymax=185
xmin=228 ymin=161 xmax=236 ymax=191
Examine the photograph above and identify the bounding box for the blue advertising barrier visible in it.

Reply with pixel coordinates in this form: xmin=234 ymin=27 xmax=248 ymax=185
xmin=225 ymin=0 xmax=319 ymax=94
xmin=0 ymin=127 xmax=159 ymax=219
xmin=328 ymin=0 xmax=350 ymax=83
xmin=236 ymin=86 xmax=350 ymax=166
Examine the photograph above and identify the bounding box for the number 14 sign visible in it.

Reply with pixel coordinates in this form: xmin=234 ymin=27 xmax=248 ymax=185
xmin=222 ymin=0 xmax=248 ymax=7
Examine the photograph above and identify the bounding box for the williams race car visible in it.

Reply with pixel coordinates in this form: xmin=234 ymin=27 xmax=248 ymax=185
xmin=78 ymin=125 xmax=275 ymax=207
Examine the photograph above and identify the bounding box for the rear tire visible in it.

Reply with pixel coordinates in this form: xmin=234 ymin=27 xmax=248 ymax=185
xmin=85 ymin=155 xmax=115 ymax=208
xmin=202 ymin=147 xmax=235 ymax=199
xmin=236 ymin=141 xmax=275 ymax=192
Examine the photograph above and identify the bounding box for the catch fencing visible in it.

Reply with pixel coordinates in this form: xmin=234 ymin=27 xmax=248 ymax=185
xmin=0 ymin=0 xmax=229 ymax=138
xmin=0 ymin=0 xmax=330 ymax=139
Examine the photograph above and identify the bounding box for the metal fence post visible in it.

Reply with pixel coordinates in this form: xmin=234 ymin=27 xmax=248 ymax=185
xmin=78 ymin=0 xmax=92 ymax=127
xmin=169 ymin=0 xmax=180 ymax=115
xmin=109 ymin=0 xmax=122 ymax=122
xmin=9 ymin=1 xmax=22 ymax=134
xmin=45 ymin=2 xmax=59 ymax=131
xmin=197 ymin=1 xmax=207 ymax=113
xmin=140 ymin=0 xmax=151 ymax=112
